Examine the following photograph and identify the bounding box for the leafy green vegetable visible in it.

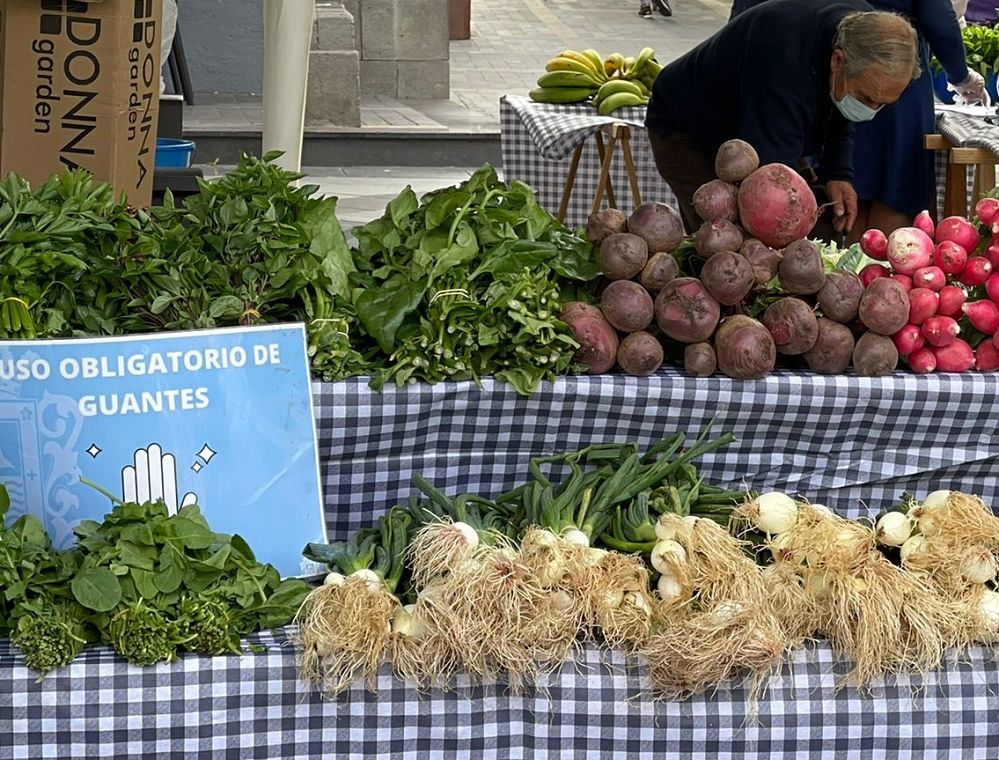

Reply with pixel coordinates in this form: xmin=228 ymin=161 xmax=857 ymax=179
xmin=932 ymin=25 xmax=999 ymax=78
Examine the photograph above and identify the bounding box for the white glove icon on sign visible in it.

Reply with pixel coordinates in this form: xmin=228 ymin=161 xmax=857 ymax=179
xmin=122 ymin=443 xmax=198 ymax=516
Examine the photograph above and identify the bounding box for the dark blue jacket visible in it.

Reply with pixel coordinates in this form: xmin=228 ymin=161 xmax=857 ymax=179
xmin=646 ymin=0 xmax=871 ymax=182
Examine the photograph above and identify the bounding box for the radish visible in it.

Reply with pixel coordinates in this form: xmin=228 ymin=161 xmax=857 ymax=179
xmin=860 ymin=228 xmax=889 ymax=260
xmin=933 ymin=338 xmax=975 ymax=372
xmin=932 ymin=240 xmax=968 ymax=275
xmin=887 ymin=227 xmax=934 ymax=275
xmin=935 ymin=215 xmax=981 ymax=253
xmin=959 ymin=257 xmax=993 ymax=287
xmin=913 ymin=266 xmax=946 ymax=291
xmin=906 ymin=288 xmax=939 ymax=325
xmin=922 ymin=315 xmax=959 ymax=347
xmin=976 ymin=197 xmax=999 ymax=230
xmin=913 ymin=210 xmax=935 ymax=239
xmin=860 ymin=263 xmax=890 ymax=287
xmin=995 ymin=332 xmax=999 ymax=350
xmin=893 ymin=324 xmax=925 ymax=356
xmin=891 ymin=274 xmax=913 ymax=292
xmin=907 ymin=347 xmax=937 ymax=374
xmin=986 ymin=237 xmax=999 ymax=268
xmin=964 ymin=300 xmax=999 ymax=334
xmin=976 ymin=340 xmax=999 ymax=371
xmin=986 ymin=273 xmax=999 ymax=304
xmin=937 ymin=285 xmax=967 ymax=317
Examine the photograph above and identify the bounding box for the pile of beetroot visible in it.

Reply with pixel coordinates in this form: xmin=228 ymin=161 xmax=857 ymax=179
xmin=561 ymin=138 xmax=999 ymax=379
xmin=859 ymin=204 xmax=999 ymax=374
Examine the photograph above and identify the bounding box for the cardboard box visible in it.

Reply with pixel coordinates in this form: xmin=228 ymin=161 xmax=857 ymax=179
xmin=0 ymin=0 xmax=163 ymax=205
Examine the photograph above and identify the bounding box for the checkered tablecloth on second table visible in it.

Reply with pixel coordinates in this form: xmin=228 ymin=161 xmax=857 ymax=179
xmin=3 ymin=630 xmax=999 ymax=759
xmin=937 ymin=112 xmax=999 ymax=156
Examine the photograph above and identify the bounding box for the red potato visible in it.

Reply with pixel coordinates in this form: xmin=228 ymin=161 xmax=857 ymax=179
xmin=860 ymin=228 xmax=889 ymax=261
xmin=907 ymin=347 xmax=937 ymax=374
xmin=715 ymin=139 xmax=760 ymax=183
xmin=738 ymin=163 xmax=818 ymax=248
xmin=713 ymin=315 xmax=777 ymax=379
xmin=858 ymin=277 xmax=910 ymax=336
xmin=693 ymin=219 xmax=743 ymax=259
xmin=640 ymin=251 xmax=681 ymax=292
xmin=933 ymin=240 xmax=968 ymax=275
xmin=959 ymin=257 xmax=993 ymax=287
xmin=692 ymin=180 xmax=740 ymax=223
xmin=937 ymin=285 xmax=967 ymax=317
xmin=655 ymin=277 xmax=722 ymax=343
xmin=762 ymin=297 xmax=819 ymax=354
xmin=600 ymin=233 xmax=649 ymax=280
xmin=975 ymin=340 xmax=999 ymax=371
xmin=913 ymin=210 xmax=935 ymax=239
xmin=700 ymin=251 xmax=755 ymax=305
xmin=913 ymin=266 xmax=946 ymax=292
xmin=935 ymin=216 xmax=981 ymax=253
xmin=906 ymin=288 xmax=939 ymax=326
xmin=684 ymin=342 xmax=717 ymax=377
xmin=860 ymin=263 xmax=890 ymax=288
xmin=628 ymin=202 xmax=686 ymax=254
xmin=617 ymin=332 xmax=664 ymax=376
xmin=600 ymin=280 xmax=655 ymax=333
xmin=921 ymin=316 xmax=960 ymax=348
xmin=804 ymin=319 xmax=855 ymax=374
xmin=740 ymin=239 xmax=783 ymax=286
xmin=852 ymin=332 xmax=898 ymax=376
xmin=817 ymin=272 xmax=864 ymax=323
xmin=893 ymin=325 xmax=925 ymax=356
xmin=586 ymin=208 xmax=629 ymax=245
xmin=892 ymin=274 xmax=913 ymax=292
xmin=963 ymin=300 xmax=999 ymax=334
xmin=886 ymin=227 xmax=934 ymax=275
xmin=778 ymin=239 xmax=826 ymax=295
xmin=932 ymin=338 xmax=975 ymax=372
xmin=564 ymin=316 xmax=620 ymax=374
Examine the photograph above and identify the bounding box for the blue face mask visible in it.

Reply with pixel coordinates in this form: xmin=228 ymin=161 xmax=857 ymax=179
xmin=833 ymin=92 xmax=880 ymax=122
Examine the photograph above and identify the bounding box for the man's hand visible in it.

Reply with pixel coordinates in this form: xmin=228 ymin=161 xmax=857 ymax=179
xmin=826 ymin=180 xmax=858 ymax=234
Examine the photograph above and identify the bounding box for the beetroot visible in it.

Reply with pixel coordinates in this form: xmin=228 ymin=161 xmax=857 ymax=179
xmin=932 ymin=338 xmax=975 ymax=372
xmin=713 ymin=315 xmax=776 ymax=379
xmin=628 ymin=202 xmax=685 ymax=253
xmin=959 ymin=257 xmax=993 ymax=287
xmin=600 ymin=280 xmax=655 ymax=333
xmin=975 ymin=340 xmax=999 ymax=371
xmin=599 ymin=233 xmax=648 ymax=280
xmin=655 ymin=277 xmax=722 ymax=343
xmin=738 ymin=164 xmax=818 ymax=248
xmin=937 ymin=285 xmax=967 ymax=317
xmin=586 ymin=208 xmax=628 ymax=245
xmin=740 ymin=239 xmax=782 ymax=286
xmin=932 ymin=240 xmax=968 ymax=275
xmin=913 ymin=266 xmax=946 ymax=292
xmin=804 ymin=318 xmax=855 ymax=374
xmin=908 ymin=347 xmax=937 ymax=374
xmin=693 ymin=219 xmax=743 ymax=259
xmin=762 ymin=297 xmax=819 ymax=355
xmin=893 ymin=325 xmax=925 ymax=356
xmin=921 ymin=316 xmax=960 ymax=347
xmin=860 ymin=229 xmax=889 ymax=261
xmin=560 ymin=302 xmax=605 ymax=323
xmin=975 ymin=197 xmax=999 ymax=230
xmin=935 ymin=216 xmax=981 ymax=253
xmin=886 ymin=227 xmax=934 ymax=275
xmin=617 ymin=332 xmax=664 ymax=376
xmin=963 ymin=300 xmax=999 ymax=334
xmin=778 ymin=239 xmax=826 ymax=295
xmin=986 ymin=273 xmax=999 ymax=305
xmin=858 ymin=277 xmax=910 ymax=336
xmin=817 ymin=272 xmax=864 ymax=323
xmin=640 ymin=251 xmax=681 ymax=292
xmin=564 ymin=316 xmax=619 ymax=374
xmin=692 ymin=180 xmax=739 ymax=223
xmin=913 ymin=210 xmax=935 ymax=239
xmin=684 ymin=342 xmax=717 ymax=377
xmin=700 ymin=251 xmax=755 ymax=305
xmin=892 ymin=274 xmax=913 ymax=292
xmin=906 ymin=288 xmax=939 ymax=326
xmin=852 ymin=332 xmax=898 ymax=376
xmin=860 ymin=263 xmax=890 ymax=288
xmin=715 ymin=139 xmax=760 ymax=183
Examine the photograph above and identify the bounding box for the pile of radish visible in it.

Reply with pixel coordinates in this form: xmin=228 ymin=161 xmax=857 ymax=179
xmin=859 ymin=201 xmax=999 ymax=373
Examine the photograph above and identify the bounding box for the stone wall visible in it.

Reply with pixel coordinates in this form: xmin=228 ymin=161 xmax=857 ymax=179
xmin=306 ymin=3 xmax=361 ymax=126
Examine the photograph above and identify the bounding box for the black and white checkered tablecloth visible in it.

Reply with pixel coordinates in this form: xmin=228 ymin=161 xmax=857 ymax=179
xmin=3 ymin=629 xmax=999 ymax=759
xmin=937 ymin=112 xmax=999 ymax=156
xmin=502 ymin=96 xmax=977 ymax=228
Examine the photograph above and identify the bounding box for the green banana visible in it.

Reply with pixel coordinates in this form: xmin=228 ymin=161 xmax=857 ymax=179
xmin=529 ymin=86 xmax=596 ymax=104
xmin=620 ymin=56 xmax=637 ymax=78
xmin=631 ymin=47 xmax=656 ymax=79
xmin=546 ymin=57 xmax=600 ymax=77
xmin=582 ymin=49 xmax=609 ymax=81
xmin=598 ymin=91 xmax=648 ymax=116
xmin=537 ymin=71 xmax=601 ymax=89
xmin=594 ymin=79 xmax=646 ymax=106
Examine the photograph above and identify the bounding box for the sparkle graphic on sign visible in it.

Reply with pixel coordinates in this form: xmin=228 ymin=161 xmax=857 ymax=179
xmin=191 ymin=461 xmax=204 ymax=474
xmin=197 ymin=444 xmax=217 ymax=464
xmin=86 ymin=444 xmax=102 ymax=458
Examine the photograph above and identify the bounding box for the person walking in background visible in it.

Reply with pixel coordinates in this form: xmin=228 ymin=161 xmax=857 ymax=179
xmin=731 ymin=0 xmax=985 ymax=240
xmin=639 ymin=0 xmax=672 ymax=18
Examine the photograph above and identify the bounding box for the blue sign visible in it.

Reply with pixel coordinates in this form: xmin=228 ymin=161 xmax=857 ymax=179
xmin=0 ymin=324 xmax=326 ymax=577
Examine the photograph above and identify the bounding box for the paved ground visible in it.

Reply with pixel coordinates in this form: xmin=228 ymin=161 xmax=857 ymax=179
xmin=184 ymin=0 xmax=726 ymax=133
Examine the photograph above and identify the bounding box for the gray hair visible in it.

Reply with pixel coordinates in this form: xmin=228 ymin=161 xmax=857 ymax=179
xmin=835 ymin=11 xmax=921 ymax=82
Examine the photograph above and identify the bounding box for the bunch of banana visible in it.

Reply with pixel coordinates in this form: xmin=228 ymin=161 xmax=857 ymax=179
xmin=529 ymin=49 xmax=607 ymax=104
xmin=0 ymin=296 xmax=36 ymax=340
xmin=592 ymin=79 xmax=649 ymax=116
xmin=593 ymin=47 xmax=665 ymax=114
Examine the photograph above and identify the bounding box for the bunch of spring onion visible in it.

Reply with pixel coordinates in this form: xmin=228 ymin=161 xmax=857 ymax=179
xmin=876 ymin=490 xmax=999 ymax=647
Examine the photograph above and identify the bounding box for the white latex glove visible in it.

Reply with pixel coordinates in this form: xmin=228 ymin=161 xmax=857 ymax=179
xmin=953 ymin=70 xmax=990 ymax=106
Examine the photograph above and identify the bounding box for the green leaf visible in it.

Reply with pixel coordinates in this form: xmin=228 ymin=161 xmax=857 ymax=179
xmin=150 ymin=294 xmax=175 ymax=314
xmin=154 ymin=553 xmax=185 ymax=594
xmin=209 ymin=294 xmax=244 ymax=320
xmin=202 ymin=544 xmax=231 ymax=570
xmin=387 ymin=186 xmax=419 ymax=229
xmin=230 ymin=534 xmax=256 ymax=563
xmin=131 ymin=569 xmax=159 ymax=600
xmin=354 ymin=275 xmax=427 ymax=353
xmin=425 ymin=191 xmax=471 ymax=230
xmin=71 ymin=567 xmax=123 ymax=612
xmin=118 ymin=540 xmax=157 ymax=570
xmin=430 ymin=225 xmax=479 ymax=282
xmin=0 ymin=484 xmax=9 ymax=519
xmin=167 ymin=517 xmax=215 ymax=550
